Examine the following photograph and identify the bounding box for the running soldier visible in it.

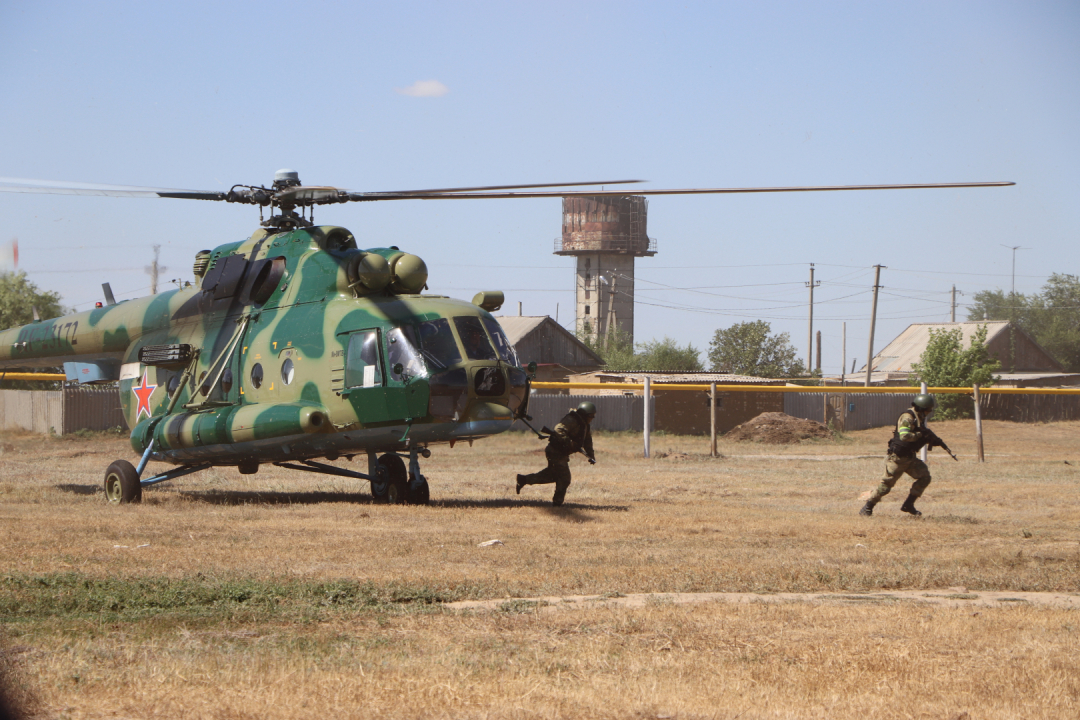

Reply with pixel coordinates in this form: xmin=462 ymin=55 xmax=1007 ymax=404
xmin=860 ymin=394 xmax=949 ymax=517
xmin=516 ymin=401 xmax=597 ymax=506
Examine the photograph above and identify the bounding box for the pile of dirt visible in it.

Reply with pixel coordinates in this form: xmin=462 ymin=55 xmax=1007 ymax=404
xmin=725 ymin=412 xmax=831 ymax=444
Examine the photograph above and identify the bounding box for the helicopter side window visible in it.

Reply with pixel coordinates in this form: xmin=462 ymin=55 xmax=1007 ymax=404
xmin=415 ymin=318 xmax=462 ymax=370
xmin=387 ymin=327 xmax=427 ymax=381
xmin=454 ymin=316 xmax=498 ymax=361
xmin=345 ymin=330 xmax=383 ymax=388
xmin=481 ymin=316 xmax=519 ymax=365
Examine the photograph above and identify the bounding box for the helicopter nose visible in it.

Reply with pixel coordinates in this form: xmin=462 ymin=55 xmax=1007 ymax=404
xmin=464 ymin=402 xmax=513 ymax=423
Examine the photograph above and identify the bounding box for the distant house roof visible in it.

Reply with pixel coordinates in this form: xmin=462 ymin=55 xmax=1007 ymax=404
xmin=569 ymin=370 xmax=785 ymax=385
xmin=495 ymin=316 xmax=603 ymax=367
xmin=867 ymin=321 xmax=1062 ymax=374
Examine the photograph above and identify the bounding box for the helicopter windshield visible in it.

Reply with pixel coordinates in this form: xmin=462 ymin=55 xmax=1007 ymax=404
xmin=454 ymin=316 xmax=498 ymax=361
xmin=387 ymin=326 xmax=428 ymax=381
xmin=481 ymin=316 xmax=519 ymax=365
xmin=415 ymin=318 xmax=463 ymax=370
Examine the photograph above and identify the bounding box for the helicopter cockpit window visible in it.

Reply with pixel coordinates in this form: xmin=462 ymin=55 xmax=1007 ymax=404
xmin=387 ymin=327 xmax=427 ymax=381
xmin=345 ymin=330 xmax=383 ymax=388
xmin=415 ymin=318 xmax=462 ymax=370
xmin=454 ymin=316 xmax=498 ymax=361
xmin=481 ymin=316 xmax=519 ymax=365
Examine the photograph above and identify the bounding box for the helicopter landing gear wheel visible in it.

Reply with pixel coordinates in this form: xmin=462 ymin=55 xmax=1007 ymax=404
xmin=104 ymin=460 xmax=142 ymax=504
xmin=375 ymin=454 xmax=409 ymax=505
xmin=408 ymin=474 xmax=430 ymax=505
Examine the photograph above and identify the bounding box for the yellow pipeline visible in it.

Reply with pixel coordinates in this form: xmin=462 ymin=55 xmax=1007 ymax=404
xmin=0 ymin=372 xmax=66 ymax=382
xmin=531 ymin=382 xmax=1080 ymax=395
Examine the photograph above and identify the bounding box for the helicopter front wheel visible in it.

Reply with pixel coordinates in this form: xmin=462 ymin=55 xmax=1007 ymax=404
xmin=375 ymin=454 xmax=409 ymax=505
xmin=104 ymin=460 xmax=142 ymax=504
xmin=408 ymin=473 xmax=430 ymax=505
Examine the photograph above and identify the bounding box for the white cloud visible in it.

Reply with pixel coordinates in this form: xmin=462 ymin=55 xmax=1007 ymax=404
xmin=395 ymin=80 xmax=449 ymax=98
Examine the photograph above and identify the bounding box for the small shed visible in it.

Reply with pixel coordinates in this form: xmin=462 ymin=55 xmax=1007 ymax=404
xmin=496 ymin=316 xmax=603 ymax=382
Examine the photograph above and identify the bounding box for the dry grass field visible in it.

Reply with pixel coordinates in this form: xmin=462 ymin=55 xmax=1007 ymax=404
xmin=1 ymin=419 xmax=1078 ymax=719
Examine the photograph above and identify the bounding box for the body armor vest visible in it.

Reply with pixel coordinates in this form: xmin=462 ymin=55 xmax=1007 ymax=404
xmin=887 ymin=409 xmax=927 ymax=457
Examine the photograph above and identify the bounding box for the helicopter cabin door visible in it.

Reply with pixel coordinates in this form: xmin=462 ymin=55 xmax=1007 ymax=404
xmin=338 ymin=329 xmax=390 ymax=425
xmin=336 ymin=327 xmax=429 ymax=426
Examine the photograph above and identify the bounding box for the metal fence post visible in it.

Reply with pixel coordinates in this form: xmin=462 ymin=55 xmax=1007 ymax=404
xmin=710 ymin=382 xmax=717 ymax=457
xmin=973 ymin=383 xmax=985 ymax=462
xmin=920 ymin=381 xmax=928 ymax=462
xmin=643 ymin=376 xmax=651 ymax=459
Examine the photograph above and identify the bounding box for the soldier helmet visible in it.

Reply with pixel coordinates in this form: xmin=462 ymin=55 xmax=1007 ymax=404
xmin=577 ymin=401 xmax=597 ymax=417
xmin=912 ymin=394 xmax=936 ymax=411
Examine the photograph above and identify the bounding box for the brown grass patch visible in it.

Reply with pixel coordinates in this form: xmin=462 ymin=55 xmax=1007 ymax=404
xmin=1 ymin=420 xmax=1079 ymax=718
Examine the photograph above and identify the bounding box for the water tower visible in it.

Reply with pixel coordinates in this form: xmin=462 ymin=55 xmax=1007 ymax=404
xmin=555 ymin=196 xmax=656 ymax=344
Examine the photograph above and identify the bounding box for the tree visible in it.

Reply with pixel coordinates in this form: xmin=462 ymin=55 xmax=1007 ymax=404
xmin=1027 ymin=274 xmax=1080 ymax=372
xmin=634 ymin=337 xmax=703 ymax=372
xmin=0 ymin=271 xmax=64 ymax=330
xmin=967 ymin=274 xmax=1080 ymax=372
xmin=707 ymin=320 xmax=805 ymax=377
xmin=577 ymin=322 xmax=637 ymax=370
xmin=0 ymin=272 xmax=66 ymax=389
xmin=577 ymin=323 xmax=702 ymax=372
xmin=909 ymin=324 xmax=1000 ymax=419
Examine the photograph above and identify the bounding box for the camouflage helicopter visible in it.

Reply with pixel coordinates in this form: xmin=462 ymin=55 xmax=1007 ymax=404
xmin=0 ymin=171 xmax=1013 ymax=505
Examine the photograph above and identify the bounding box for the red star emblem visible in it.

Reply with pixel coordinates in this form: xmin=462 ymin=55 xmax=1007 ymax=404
xmin=132 ymin=372 xmax=157 ymax=421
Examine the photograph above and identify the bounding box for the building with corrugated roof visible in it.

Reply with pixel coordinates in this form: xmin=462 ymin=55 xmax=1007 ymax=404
xmin=863 ymin=321 xmax=1078 ymax=387
xmin=495 ymin=316 xmax=603 ymax=382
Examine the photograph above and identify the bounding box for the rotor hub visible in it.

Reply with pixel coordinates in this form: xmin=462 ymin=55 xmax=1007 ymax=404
xmin=273 ymin=169 xmax=301 ymax=189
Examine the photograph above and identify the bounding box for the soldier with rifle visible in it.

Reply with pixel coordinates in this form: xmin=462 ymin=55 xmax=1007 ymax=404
xmin=516 ymin=401 xmax=597 ymax=506
xmin=860 ymin=393 xmax=957 ymax=517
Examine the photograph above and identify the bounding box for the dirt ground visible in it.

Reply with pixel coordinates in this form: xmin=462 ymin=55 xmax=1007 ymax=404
xmin=1 ymin=418 xmax=1079 ymax=719
xmin=724 ymin=412 xmax=832 ymax=444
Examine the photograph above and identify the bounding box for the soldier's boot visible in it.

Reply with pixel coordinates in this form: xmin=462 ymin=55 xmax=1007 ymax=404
xmin=859 ymin=500 xmax=877 ymax=517
xmin=900 ymin=493 xmax=922 ymax=517
xmin=515 ymin=474 xmax=525 ymax=495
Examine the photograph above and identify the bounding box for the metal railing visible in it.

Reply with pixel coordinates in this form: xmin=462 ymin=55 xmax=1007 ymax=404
xmin=530 ymin=381 xmax=1080 ymax=462
xmin=553 ymin=235 xmax=658 ymax=254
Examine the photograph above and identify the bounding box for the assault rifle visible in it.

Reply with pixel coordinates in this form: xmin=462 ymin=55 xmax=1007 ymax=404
xmin=539 ymin=425 xmax=596 ymax=464
xmin=922 ymin=426 xmax=959 ymax=462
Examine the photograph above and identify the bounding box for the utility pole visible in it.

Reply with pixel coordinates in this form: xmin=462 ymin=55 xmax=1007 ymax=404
xmin=806 ymin=264 xmax=819 ymax=371
xmin=864 ymin=265 xmax=884 ymax=387
xmin=841 ymin=322 xmax=847 ymax=385
xmin=604 ymin=273 xmax=618 ymax=349
xmin=145 ymin=244 xmax=166 ymax=295
xmin=1000 ymin=245 xmax=1027 ymax=372
xmin=951 ymin=285 xmax=957 ymax=322
xmin=1000 ymin=244 xmax=1027 ymax=297
xmin=815 ymin=330 xmax=821 ymax=375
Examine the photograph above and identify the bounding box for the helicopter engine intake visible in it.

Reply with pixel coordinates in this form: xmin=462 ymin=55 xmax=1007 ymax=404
xmin=345 ymin=251 xmax=391 ymax=293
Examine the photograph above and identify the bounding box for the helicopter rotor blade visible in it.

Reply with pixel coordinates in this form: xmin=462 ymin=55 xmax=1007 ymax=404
xmin=351 ymin=180 xmax=1015 ymax=201
xmin=1 ymin=176 xmax=1016 ymax=206
xmin=0 ymin=177 xmax=227 ymax=200
xmin=357 ymin=179 xmax=645 ymax=196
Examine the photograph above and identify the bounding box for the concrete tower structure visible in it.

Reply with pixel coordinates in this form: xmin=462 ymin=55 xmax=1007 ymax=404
xmin=554 ymin=196 xmax=656 ymax=344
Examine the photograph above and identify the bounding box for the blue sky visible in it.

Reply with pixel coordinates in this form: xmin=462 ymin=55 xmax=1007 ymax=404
xmin=1 ymin=1 xmax=1077 ymax=374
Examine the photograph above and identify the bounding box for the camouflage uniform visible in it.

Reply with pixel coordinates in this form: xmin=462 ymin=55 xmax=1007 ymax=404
xmin=517 ymin=409 xmax=594 ymax=505
xmin=863 ymin=408 xmax=932 ymax=516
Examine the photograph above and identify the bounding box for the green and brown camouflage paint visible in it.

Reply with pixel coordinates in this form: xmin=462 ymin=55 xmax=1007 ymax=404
xmin=0 ymin=226 xmax=528 ymax=468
